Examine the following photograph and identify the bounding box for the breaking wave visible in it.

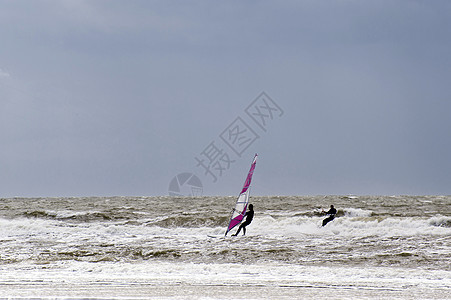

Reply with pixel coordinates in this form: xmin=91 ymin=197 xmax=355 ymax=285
xmin=343 ymin=207 xmax=373 ymax=217
xmin=22 ymin=210 xmax=138 ymax=222
xmin=12 ymin=208 xmax=451 ymax=234
xmin=0 ymin=196 xmax=450 ymax=270
xmin=428 ymin=216 xmax=451 ymax=228
xmin=146 ymin=215 xmax=229 ymax=228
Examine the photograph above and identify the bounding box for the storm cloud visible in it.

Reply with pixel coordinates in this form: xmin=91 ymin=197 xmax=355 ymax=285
xmin=1 ymin=1 xmax=450 ymax=197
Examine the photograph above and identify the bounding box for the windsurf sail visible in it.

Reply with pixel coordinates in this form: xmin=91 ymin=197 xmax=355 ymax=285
xmin=225 ymin=153 xmax=258 ymax=236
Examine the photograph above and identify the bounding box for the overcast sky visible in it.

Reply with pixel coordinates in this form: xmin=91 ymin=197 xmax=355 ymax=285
xmin=1 ymin=0 xmax=450 ymax=197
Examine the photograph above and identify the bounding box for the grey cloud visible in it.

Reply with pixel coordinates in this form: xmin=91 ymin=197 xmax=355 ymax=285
xmin=0 ymin=1 xmax=450 ymax=197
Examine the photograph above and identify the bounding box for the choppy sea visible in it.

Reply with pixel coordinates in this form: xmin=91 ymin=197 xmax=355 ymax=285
xmin=0 ymin=195 xmax=450 ymax=299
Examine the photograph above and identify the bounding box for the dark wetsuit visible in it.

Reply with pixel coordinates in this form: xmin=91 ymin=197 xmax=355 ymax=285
xmin=233 ymin=209 xmax=254 ymax=236
xmin=322 ymin=207 xmax=337 ymax=227
xmin=242 ymin=210 xmax=254 ymax=226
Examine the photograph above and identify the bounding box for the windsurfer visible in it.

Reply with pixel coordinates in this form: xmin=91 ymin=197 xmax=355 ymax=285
xmin=321 ymin=205 xmax=337 ymax=226
xmin=232 ymin=204 xmax=254 ymax=236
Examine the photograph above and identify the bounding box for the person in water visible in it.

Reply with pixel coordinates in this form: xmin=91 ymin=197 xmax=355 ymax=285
xmin=321 ymin=205 xmax=337 ymax=227
xmin=232 ymin=204 xmax=254 ymax=236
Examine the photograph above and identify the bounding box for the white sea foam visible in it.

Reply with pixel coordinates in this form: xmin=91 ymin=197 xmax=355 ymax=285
xmin=1 ymin=196 xmax=450 ymax=298
xmin=1 ymin=261 xmax=449 ymax=299
xmin=248 ymin=212 xmax=450 ymax=239
xmin=343 ymin=207 xmax=372 ymax=217
xmin=428 ymin=215 xmax=451 ymax=227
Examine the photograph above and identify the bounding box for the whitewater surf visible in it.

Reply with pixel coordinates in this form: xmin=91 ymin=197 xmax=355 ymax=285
xmin=0 ymin=195 xmax=449 ymax=298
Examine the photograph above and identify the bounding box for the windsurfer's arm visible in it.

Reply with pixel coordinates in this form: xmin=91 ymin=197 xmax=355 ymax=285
xmin=325 ymin=208 xmax=337 ymax=215
xmin=231 ymin=208 xmax=246 ymax=216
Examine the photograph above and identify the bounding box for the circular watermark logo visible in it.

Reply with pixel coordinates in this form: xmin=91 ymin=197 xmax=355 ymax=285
xmin=168 ymin=172 xmax=203 ymax=197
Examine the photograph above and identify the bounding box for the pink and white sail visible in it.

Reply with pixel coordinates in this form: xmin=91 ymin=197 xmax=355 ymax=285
xmin=225 ymin=154 xmax=258 ymax=236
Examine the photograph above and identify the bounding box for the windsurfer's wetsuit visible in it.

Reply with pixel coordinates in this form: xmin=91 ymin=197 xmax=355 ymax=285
xmin=232 ymin=206 xmax=254 ymax=236
xmin=322 ymin=206 xmax=337 ymax=227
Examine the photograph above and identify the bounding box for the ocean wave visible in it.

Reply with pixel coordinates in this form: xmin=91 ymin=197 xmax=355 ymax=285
xmin=147 ymin=215 xmax=229 ymax=228
xmin=428 ymin=216 xmax=451 ymax=228
xmin=13 ymin=208 xmax=451 ymax=234
xmin=249 ymin=213 xmax=451 ymax=238
xmin=343 ymin=208 xmax=373 ymax=218
xmin=1 ymin=196 xmax=449 ymax=272
xmin=22 ymin=210 xmax=136 ymax=222
xmin=55 ymin=247 xmax=183 ymax=262
xmin=23 ymin=210 xmax=57 ymax=219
